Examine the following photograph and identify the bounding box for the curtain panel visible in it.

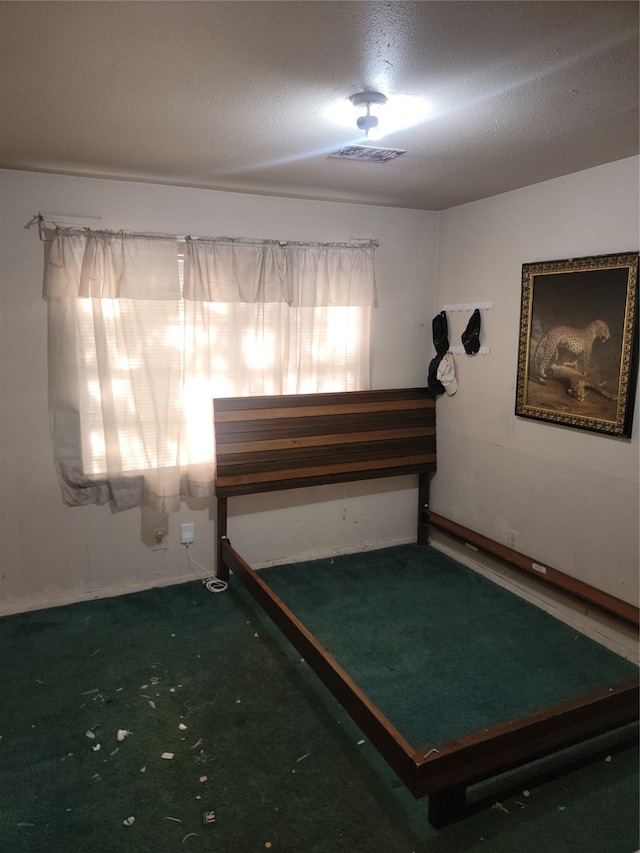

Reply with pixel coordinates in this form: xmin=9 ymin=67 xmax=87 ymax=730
xmin=44 ymin=229 xmax=377 ymax=513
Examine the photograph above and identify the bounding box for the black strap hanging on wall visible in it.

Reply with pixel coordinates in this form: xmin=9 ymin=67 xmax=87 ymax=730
xmin=428 ymin=310 xmax=450 ymax=395
xmin=461 ymin=308 xmax=481 ymax=354
xmin=432 ymin=310 xmax=449 ymax=356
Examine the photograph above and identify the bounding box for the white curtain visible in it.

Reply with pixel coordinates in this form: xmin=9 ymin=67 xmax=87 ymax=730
xmin=45 ymin=229 xmax=377 ymax=513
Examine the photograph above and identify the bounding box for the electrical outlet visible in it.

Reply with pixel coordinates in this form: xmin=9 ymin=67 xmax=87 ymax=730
xmin=507 ymin=529 xmax=518 ymax=550
xmin=180 ymin=523 xmax=195 ymax=545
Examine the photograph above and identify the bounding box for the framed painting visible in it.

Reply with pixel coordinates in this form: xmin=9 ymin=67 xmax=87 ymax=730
xmin=515 ymin=252 xmax=639 ymax=437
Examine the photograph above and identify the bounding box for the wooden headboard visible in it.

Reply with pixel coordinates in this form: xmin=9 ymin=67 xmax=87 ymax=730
xmin=213 ymin=387 xmax=436 ymax=572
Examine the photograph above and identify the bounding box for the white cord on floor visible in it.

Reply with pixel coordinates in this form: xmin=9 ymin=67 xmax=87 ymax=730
xmin=185 ymin=543 xmax=228 ymax=593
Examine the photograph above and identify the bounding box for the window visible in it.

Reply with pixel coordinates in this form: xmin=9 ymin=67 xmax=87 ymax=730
xmin=45 ymin=230 xmax=377 ymax=512
xmin=76 ymin=298 xmax=371 ymax=477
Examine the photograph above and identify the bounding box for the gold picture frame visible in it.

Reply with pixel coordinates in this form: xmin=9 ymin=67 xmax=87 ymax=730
xmin=515 ymin=252 xmax=639 ymax=437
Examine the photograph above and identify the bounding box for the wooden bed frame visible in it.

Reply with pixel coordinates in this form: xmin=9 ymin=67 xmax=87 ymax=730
xmin=213 ymin=387 xmax=639 ymax=827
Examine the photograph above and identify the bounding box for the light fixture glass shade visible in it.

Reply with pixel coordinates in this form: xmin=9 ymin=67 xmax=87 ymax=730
xmin=323 ymin=93 xmax=433 ymax=140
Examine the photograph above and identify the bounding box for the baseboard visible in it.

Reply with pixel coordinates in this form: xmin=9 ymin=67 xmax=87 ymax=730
xmin=429 ymin=529 xmax=639 ymax=664
xmin=252 ymin=535 xmax=415 ymax=570
xmin=0 ymin=572 xmax=197 ymax=618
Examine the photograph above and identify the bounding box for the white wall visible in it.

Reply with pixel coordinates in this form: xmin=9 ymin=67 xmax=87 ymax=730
xmin=0 ymin=170 xmax=437 ymax=614
xmin=431 ymin=156 xmax=639 ymax=607
xmin=1 ymin=160 xmax=638 ymax=618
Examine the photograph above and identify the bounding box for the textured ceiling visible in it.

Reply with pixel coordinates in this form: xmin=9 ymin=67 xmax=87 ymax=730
xmin=0 ymin=1 xmax=638 ymax=210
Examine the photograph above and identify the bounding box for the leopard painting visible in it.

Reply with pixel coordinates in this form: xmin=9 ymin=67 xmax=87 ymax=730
xmin=533 ymin=319 xmax=610 ymax=380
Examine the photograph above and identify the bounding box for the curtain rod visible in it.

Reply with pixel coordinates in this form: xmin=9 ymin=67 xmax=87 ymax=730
xmin=36 ymin=214 xmax=379 ymax=249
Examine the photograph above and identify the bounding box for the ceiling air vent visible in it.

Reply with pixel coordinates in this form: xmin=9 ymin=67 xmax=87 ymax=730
xmin=329 ymin=145 xmax=406 ymax=162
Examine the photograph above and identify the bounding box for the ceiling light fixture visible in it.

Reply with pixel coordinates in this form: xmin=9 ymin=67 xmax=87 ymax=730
xmin=323 ymin=92 xmax=433 ymax=141
xmin=349 ymin=91 xmax=388 ymax=138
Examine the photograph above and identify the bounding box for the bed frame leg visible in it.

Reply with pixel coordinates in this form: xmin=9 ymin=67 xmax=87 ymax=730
xmin=428 ymin=786 xmax=467 ymax=828
xmin=216 ymin=497 xmax=230 ymax=581
xmin=417 ymin=472 xmax=430 ymax=545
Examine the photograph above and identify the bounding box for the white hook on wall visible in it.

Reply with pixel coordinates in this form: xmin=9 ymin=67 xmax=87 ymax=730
xmin=443 ymin=301 xmax=493 ymax=312
xmin=448 ymin=346 xmax=491 ymax=356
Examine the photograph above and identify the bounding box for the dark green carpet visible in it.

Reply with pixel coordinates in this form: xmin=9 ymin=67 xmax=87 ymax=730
xmin=0 ymin=544 xmax=637 ymax=853
xmin=258 ymin=545 xmax=638 ymax=749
